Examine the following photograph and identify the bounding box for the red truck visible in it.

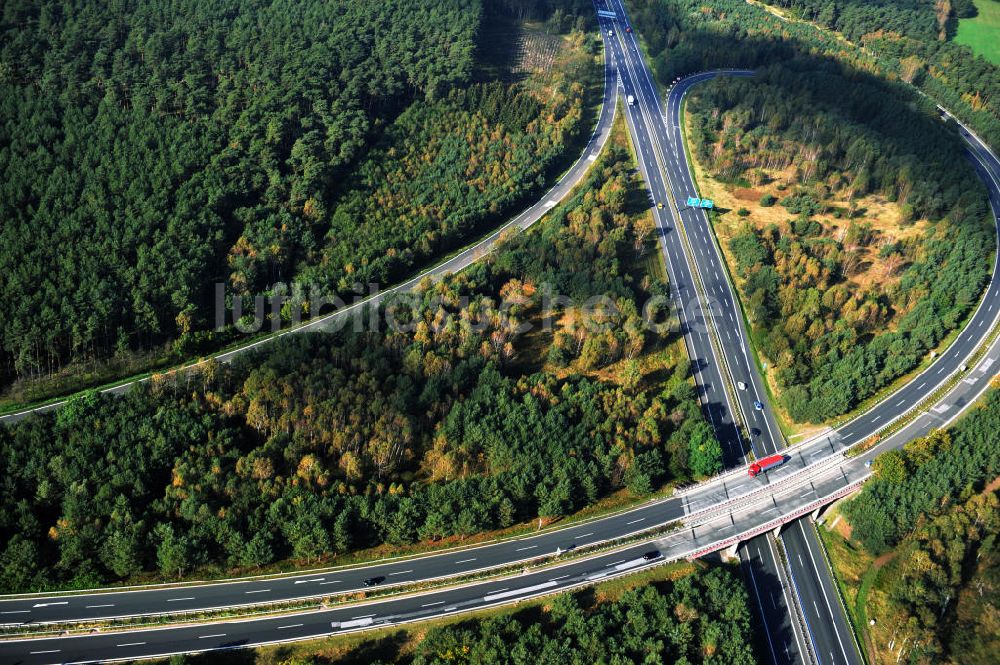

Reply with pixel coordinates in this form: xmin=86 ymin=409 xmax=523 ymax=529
xmin=748 ymin=454 xmax=786 ymax=478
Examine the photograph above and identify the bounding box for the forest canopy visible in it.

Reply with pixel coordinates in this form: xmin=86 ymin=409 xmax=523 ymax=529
xmin=686 ymin=65 xmax=992 ymax=422
xmin=628 ymin=0 xmax=1000 ymax=150
xmin=829 ymin=389 xmax=1000 ymax=664
xmin=0 ymin=0 xmax=597 ymax=393
xmin=0 ymin=116 xmax=723 ymax=592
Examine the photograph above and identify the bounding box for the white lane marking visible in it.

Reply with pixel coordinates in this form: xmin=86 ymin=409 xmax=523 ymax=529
xmin=0 ymin=610 xmax=30 ymax=614
xmin=86 ymin=603 xmax=115 ymax=608
xmin=32 ymin=602 xmax=68 ymax=608
xmin=117 ymin=642 xmax=147 ymax=647
xmin=799 ymin=521 xmax=853 ymax=662
xmin=351 ymin=614 xmax=376 ymax=620
xmin=896 ymin=399 xmax=906 ymax=407
xmin=917 ymin=381 xmax=927 ymax=389
xmin=294 ymin=578 xmax=324 ymax=584
xmin=319 ymin=580 xmax=342 ymax=585
xmin=577 ymin=532 xmax=594 ymax=538
xmin=30 ymin=650 xmax=61 ymax=655
xmin=277 ymin=623 xmax=303 ymax=630
xmin=871 ymin=415 xmax=881 ymax=423
xmin=245 ymin=589 xmax=270 ymax=594
xmin=483 ymin=581 xmax=557 ymax=602
xmin=389 ymin=570 xmax=413 ymax=576
xmin=515 ymin=545 xmax=538 ymax=552
xmin=454 ymin=558 xmax=476 ymax=564
xmin=550 ymin=574 xmax=570 ymax=581
xmin=422 ymin=601 xmax=445 ymax=608
xmin=626 ymin=518 xmax=645 ymax=525
xmin=166 ymin=597 xmax=195 ymax=602
xmin=608 ymin=559 xmax=627 ymax=566
xmin=199 ymin=634 xmax=226 ymax=639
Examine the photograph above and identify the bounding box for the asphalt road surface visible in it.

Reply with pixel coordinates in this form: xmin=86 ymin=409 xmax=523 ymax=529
xmin=4 ymin=2 xmax=1000 ymax=662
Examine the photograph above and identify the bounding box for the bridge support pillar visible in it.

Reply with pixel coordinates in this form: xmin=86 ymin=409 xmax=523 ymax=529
xmin=772 ymin=523 xmax=783 ymax=539
xmin=722 ymin=541 xmax=740 ymax=562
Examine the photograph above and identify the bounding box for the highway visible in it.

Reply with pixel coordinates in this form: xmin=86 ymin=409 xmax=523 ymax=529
xmin=4 ymin=1 xmax=1000 ymax=662
xmin=3 ymin=328 xmax=999 ymax=662
xmin=3 ymin=344 xmax=998 ymax=665
xmin=600 ymin=0 xmax=1000 ymax=661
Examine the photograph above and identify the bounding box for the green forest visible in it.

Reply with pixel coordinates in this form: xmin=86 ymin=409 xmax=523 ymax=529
xmin=0 ymin=0 xmax=599 ymax=398
xmin=0 ymin=117 xmax=723 ymax=592
xmin=820 ymin=390 xmax=1000 ymax=663
xmin=685 ymin=67 xmax=992 ymax=422
xmin=843 ymin=388 xmax=1000 ymax=554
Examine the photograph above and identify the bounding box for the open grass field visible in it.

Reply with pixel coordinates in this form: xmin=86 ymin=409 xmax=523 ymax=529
xmin=956 ymin=0 xmax=1000 ymax=66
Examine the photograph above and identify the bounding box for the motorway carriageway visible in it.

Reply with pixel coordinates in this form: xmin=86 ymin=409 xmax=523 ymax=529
xmin=2 ymin=352 xmax=995 ymax=665
xmin=6 ymin=4 xmax=1000 ymax=632
xmin=5 ymin=4 xmax=1000 ymax=663
xmin=604 ymin=0 xmax=1000 ymax=662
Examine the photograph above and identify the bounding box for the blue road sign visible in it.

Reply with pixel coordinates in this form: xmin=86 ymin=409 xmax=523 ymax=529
xmin=700 ymin=199 xmax=714 ymax=209
xmin=686 ymin=197 xmax=701 ymax=207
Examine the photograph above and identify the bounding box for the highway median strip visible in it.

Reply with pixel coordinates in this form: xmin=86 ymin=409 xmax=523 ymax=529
xmin=0 ymin=520 xmax=682 ymax=639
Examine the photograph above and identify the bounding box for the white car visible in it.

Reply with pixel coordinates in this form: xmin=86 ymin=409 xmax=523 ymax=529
xmin=608 ymin=29 xmax=614 ymax=36
xmin=737 ymin=381 xmax=747 ymax=391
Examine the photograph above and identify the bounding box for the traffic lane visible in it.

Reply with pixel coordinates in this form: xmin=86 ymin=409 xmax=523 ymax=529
xmin=655 ymin=78 xmax=787 ymax=457
xmin=855 ymin=314 xmax=1000 ymax=466
xmin=606 ymin=24 xmax=748 ymax=464
xmin=782 ymin=520 xmax=862 ymax=665
xmin=608 ymin=36 xmax=783 ymax=458
xmin=11 ymin=352 xmax=984 ymax=661
xmin=618 ymin=32 xmax=746 ymax=456
xmin=679 ymin=439 xmax=845 ymax=518
xmin=662 ymin=71 xmax=1000 ymax=456
xmin=0 ymin=492 xmax=687 ymax=624
xmin=740 ymin=536 xmax=806 ymax=665
xmin=0 ymin=543 xmax=669 ymax=665
xmin=832 ymin=142 xmax=1000 ymax=444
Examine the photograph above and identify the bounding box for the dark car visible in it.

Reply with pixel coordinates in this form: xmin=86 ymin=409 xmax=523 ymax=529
xmin=642 ymin=550 xmax=662 ymax=561
xmin=362 ymin=576 xmax=385 ymax=587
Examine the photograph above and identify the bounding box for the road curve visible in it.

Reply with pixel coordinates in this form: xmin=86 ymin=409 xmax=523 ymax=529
xmin=4 ymin=6 xmax=1000 ymax=665
xmin=5 ymin=14 xmax=1000 ymax=635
